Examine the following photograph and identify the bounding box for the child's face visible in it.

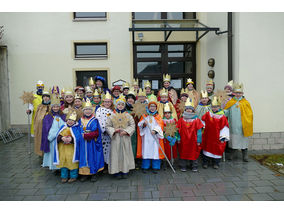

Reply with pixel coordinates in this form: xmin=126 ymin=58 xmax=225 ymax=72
xmin=86 ymin=91 xmax=93 ymax=97
xmin=123 ymin=89 xmax=129 ymax=95
xmin=201 ymin=97 xmax=209 ymax=105
xmin=163 ymin=81 xmax=170 ymax=88
xmin=138 ymin=96 xmax=146 ymax=103
xmin=65 ymin=95 xmax=74 ymax=104
xmin=74 ymin=99 xmax=82 ymax=108
xmin=185 ymin=108 xmax=194 ymax=113
xmin=149 ymin=104 xmax=157 ymax=113
xmin=117 ymin=103 xmax=125 ymax=111
xmin=96 ymin=80 xmax=103 ymax=88
xmin=42 ymin=96 xmax=50 ymax=103
xmin=93 ymin=97 xmax=101 ymax=104
xmin=145 ymin=87 xmax=151 ymax=94
xmin=234 ymin=92 xmax=243 ymax=99
xmin=160 ymin=95 xmax=168 ymax=103
xmin=225 ymin=87 xmax=232 ymax=94
xmin=103 ymin=100 xmax=112 ymax=109
xmin=134 ymin=85 xmax=139 ymax=91
xmin=206 ymin=87 xmax=213 ymax=94
xmin=181 ymin=95 xmax=188 ymax=102
xmin=84 ymin=108 xmax=93 ymax=117
xmin=67 ymin=119 xmax=75 ymax=126
xmin=127 ymin=98 xmax=135 ymax=105
xmin=187 ymin=83 xmax=194 ymax=90
xmin=212 ymin=105 xmax=220 ymax=112
xmin=52 ymin=105 xmax=60 ymax=113
xmin=91 ymin=84 xmax=96 ymax=90
xmin=164 ymin=112 xmax=171 ymax=119
xmin=113 ymin=90 xmax=120 ymax=97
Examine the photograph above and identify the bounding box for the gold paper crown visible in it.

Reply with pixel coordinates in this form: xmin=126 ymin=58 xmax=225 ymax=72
xmin=74 ymin=94 xmax=82 ymax=100
xmin=148 ymin=95 xmax=157 ymax=104
xmin=83 ymin=99 xmax=93 ymax=109
xmin=163 ymin=74 xmax=171 ymax=82
xmin=227 ymin=80 xmax=234 ymax=88
xmin=66 ymin=110 xmax=77 ymax=121
xmin=128 ymin=87 xmax=136 ymax=96
xmin=42 ymin=88 xmax=50 ymax=96
xmin=132 ymin=78 xmax=139 ymax=86
xmin=61 ymin=87 xmax=65 ymax=94
xmin=50 ymin=94 xmax=60 ymax=106
xmin=206 ymin=79 xmax=214 ymax=87
xmin=36 ymin=80 xmax=44 ymax=87
xmin=88 ymin=77 xmax=95 ymax=86
xmin=137 ymin=88 xmax=146 ymax=97
xmin=160 ymin=88 xmax=168 ymax=97
xmin=186 ymin=78 xmax=194 ymax=85
xmin=85 ymin=86 xmax=93 ymax=93
xmin=144 ymin=80 xmax=151 ymax=89
xmin=185 ymin=97 xmax=194 ymax=108
xmin=122 ymin=82 xmax=130 ymax=89
xmin=233 ymin=82 xmax=244 ymax=93
xmin=164 ymin=102 xmax=171 ymax=113
xmin=200 ymin=90 xmax=209 ymax=98
xmin=211 ymin=96 xmax=221 ymax=106
xmin=180 ymin=88 xmax=189 ymax=95
xmin=93 ymin=89 xmax=100 ymax=97
xmin=102 ymin=91 xmax=112 ymax=101
xmin=64 ymin=88 xmax=74 ymax=96
xmin=116 ymin=94 xmax=126 ymax=105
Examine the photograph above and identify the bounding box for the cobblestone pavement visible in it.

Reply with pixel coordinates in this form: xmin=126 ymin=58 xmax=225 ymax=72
xmin=1 ymin=135 xmax=284 ymax=201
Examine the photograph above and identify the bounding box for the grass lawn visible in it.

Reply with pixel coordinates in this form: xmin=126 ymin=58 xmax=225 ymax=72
xmin=250 ymin=154 xmax=284 ymax=175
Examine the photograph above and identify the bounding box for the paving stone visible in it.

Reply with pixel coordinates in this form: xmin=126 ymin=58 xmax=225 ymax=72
xmin=160 ymin=197 xmax=183 ymax=201
xmin=109 ymin=192 xmax=131 ymax=200
xmin=35 ymin=188 xmax=58 ymax=195
xmin=117 ymin=186 xmax=137 ymax=192
xmin=16 ymin=188 xmax=38 ymax=196
xmin=247 ymin=193 xmax=274 ymax=201
xmin=214 ymin=182 xmax=235 ymax=188
xmin=152 ymin=190 xmax=173 ymax=198
xmin=88 ymin=193 xmax=110 ymax=201
xmin=268 ymin=192 xmax=284 ymax=201
xmin=193 ymin=188 xmax=216 ymax=196
xmin=273 ymin=185 xmax=284 ymax=192
xmin=233 ymin=187 xmax=257 ymax=194
xmin=186 ymin=176 xmax=206 ymax=184
xmin=157 ymin=184 xmax=178 ymax=191
xmin=270 ymin=180 xmax=284 ymax=186
xmin=212 ymin=187 xmax=237 ymax=196
xmin=258 ymin=174 xmax=278 ymax=180
xmin=176 ymin=183 xmax=197 ymax=191
xmin=173 ymin=190 xmax=195 ymax=197
xmin=17 ymin=182 xmax=39 ymax=189
xmin=251 ymin=180 xmax=275 ymax=186
xmin=0 ymin=195 xmax=25 ymax=201
xmin=23 ymin=195 xmax=46 ymax=201
xmin=182 ymin=196 xmax=205 ymax=201
xmin=204 ymin=195 xmax=228 ymax=201
xmin=254 ymin=186 xmax=277 ymax=193
xmin=56 ymin=186 xmax=79 ymax=194
xmin=76 ymin=185 xmax=98 ymax=194
xmin=195 ymin=183 xmax=216 ymax=190
xmin=206 ymin=177 xmax=223 ymax=183
xmin=66 ymin=194 xmax=89 ymax=201
xmin=131 ymin=191 xmax=152 ymax=200
xmin=137 ymin=185 xmax=157 ymax=192
xmin=233 ymin=181 xmax=250 ymax=188
xmin=225 ymin=194 xmax=251 ymax=201
xmin=45 ymin=194 xmax=67 ymax=201
xmin=97 ymin=186 xmax=117 ymax=193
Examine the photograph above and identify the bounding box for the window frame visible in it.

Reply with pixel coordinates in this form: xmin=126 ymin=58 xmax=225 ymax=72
xmin=73 ymin=12 xmax=107 ymax=21
xmin=73 ymin=42 xmax=108 ymax=60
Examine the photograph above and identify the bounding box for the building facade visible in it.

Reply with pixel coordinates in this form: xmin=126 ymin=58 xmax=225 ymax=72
xmin=0 ymin=12 xmax=283 ymax=150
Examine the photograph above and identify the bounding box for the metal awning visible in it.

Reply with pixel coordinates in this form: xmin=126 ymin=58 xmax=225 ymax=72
xmin=129 ymin=19 xmax=227 ymax=42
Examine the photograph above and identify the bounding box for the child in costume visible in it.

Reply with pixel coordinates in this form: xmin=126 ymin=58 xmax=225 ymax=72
xmin=54 ymin=111 xmax=80 ymax=183
xmin=122 ymin=82 xmax=130 ymax=97
xmin=224 ymin=83 xmax=253 ymax=162
xmin=41 ymin=94 xmax=66 ymax=172
xmin=195 ymin=90 xmax=212 ymax=119
xmin=221 ymin=80 xmax=234 ymax=109
xmin=201 ymin=96 xmax=230 ymax=169
xmin=105 ymin=95 xmax=136 ymax=179
xmin=144 ymin=80 xmax=156 ymax=102
xmin=74 ymin=86 xmax=85 ymax=98
xmin=92 ymin=89 xmax=102 ymax=113
xmin=84 ymin=86 xmax=95 ymax=105
xmin=206 ymin=79 xmax=215 ymax=101
xmin=177 ymin=98 xmax=204 ymax=172
xmin=137 ymin=96 xmax=165 ymax=174
xmin=162 ymin=103 xmax=179 ymax=169
xmin=33 ymin=89 xmax=51 ymax=156
xmin=186 ymin=78 xmax=199 ymax=108
xmin=111 ymin=85 xmax=122 ymax=103
xmin=175 ymin=88 xmax=189 ymax=118
xmin=95 ymin=76 xmax=110 ymax=95
xmin=88 ymin=77 xmax=96 ymax=92
xmin=157 ymin=88 xmax=178 ymax=121
xmin=77 ymin=99 xmax=104 ymax=182
xmin=132 ymin=78 xmax=140 ymax=94
xmin=95 ymin=91 xmax=114 ymax=167
xmin=158 ymin=74 xmax=178 ymax=105
xmin=73 ymin=94 xmax=84 ymax=121
xmin=61 ymin=88 xmax=74 ymax=115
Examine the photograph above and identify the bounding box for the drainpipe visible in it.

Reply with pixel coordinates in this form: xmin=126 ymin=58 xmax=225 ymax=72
xmin=228 ymin=12 xmax=233 ymax=81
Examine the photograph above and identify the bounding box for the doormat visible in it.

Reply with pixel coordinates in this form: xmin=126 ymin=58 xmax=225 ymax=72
xmin=250 ymin=154 xmax=284 ymax=176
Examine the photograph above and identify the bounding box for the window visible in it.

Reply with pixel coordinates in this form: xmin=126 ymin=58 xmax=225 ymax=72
xmin=76 ymin=70 xmax=108 ymax=87
xmin=133 ymin=12 xmax=196 ymax=20
xmin=133 ymin=43 xmax=196 ymax=92
xmin=74 ymin=43 xmax=107 ymax=59
xmin=73 ymin=12 xmax=107 ymax=20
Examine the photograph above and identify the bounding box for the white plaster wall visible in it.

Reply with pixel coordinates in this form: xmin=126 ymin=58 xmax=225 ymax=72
xmin=236 ymin=12 xmax=284 ymax=132
xmin=0 ymin=12 xmax=132 ymax=125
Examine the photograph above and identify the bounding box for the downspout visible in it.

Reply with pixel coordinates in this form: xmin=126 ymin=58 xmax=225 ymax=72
xmin=228 ymin=12 xmax=233 ymax=81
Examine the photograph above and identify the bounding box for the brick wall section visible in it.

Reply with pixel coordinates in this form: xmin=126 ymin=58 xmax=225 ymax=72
xmin=248 ymin=132 xmax=284 ymax=150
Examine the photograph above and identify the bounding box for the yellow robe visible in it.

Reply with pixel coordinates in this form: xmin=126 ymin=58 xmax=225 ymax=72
xmin=224 ymin=98 xmax=253 ymax=137
xmin=31 ymin=94 xmax=42 ymax=135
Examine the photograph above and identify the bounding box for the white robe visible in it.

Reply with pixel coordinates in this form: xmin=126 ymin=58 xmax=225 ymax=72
xmin=138 ymin=115 xmax=164 ymax=160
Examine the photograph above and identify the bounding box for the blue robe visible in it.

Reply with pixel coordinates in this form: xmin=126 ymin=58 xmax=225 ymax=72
xmin=78 ymin=117 xmax=105 ymax=174
xmin=42 ymin=115 xmax=65 ymax=170
xmin=53 ymin=123 xmax=81 ymax=166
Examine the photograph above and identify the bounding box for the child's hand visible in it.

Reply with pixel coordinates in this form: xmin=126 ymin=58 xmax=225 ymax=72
xmin=114 ymin=129 xmax=120 ymax=133
xmin=120 ymin=131 xmax=128 ymax=136
xmin=151 ymin=130 xmax=157 ymax=135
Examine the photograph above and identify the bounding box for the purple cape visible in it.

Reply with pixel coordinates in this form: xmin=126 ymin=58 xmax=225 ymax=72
xmin=40 ymin=113 xmax=66 ymax=153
